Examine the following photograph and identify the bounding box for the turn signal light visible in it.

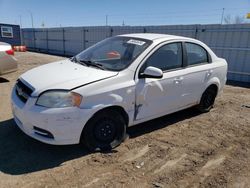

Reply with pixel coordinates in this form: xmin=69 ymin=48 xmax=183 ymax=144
xmin=71 ymin=92 xmax=83 ymax=107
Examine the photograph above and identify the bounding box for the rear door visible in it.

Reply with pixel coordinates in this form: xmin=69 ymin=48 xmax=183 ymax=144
xmin=178 ymin=42 xmax=214 ymax=107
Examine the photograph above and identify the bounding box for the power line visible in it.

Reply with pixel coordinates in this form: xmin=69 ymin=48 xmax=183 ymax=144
xmin=108 ymin=7 xmax=249 ymax=17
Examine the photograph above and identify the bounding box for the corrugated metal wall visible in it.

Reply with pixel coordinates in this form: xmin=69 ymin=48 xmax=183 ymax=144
xmin=22 ymin=24 xmax=250 ymax=83
xmin=197 ymin=24 xmax=250 ymax=82
xmin=0 ymin=23 xmax=21 ymax=46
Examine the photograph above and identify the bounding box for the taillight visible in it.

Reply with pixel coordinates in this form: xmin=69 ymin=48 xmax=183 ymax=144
xmin=6 ymin=49 xmax=14 ymax=55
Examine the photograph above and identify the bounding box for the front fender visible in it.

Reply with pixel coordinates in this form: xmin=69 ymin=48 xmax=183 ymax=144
xmin=79 ymin=89 xmax=135 ymax=126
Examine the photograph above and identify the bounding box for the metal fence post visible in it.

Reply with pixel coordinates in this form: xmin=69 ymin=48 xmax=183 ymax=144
xmin=194 ymin=25 xmax=198 ymax=39
xmin=84 ymin=28 xmax=88 ymax=49
xmin=20 ymin=28 xmax=23 ymax=45
xmin=33 ymin=28 xmax=36 ymax=51
xmin=62 ymin=28 xmax=65 ymax=55
xmin=110 ymin=27 xmax=113 ymax=37
xmin=46 ymin=29 xmax=49 ymax=53
xmin=82 ymin=27 xmax=86 ymax=50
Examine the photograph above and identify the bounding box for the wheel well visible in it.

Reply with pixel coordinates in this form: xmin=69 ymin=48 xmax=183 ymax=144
xmin=92 ymin=106 xmax=129 ymax=126
xmin=80 ymin=105 xmax=129 ymax=143
xmin=206 ymin=84 xmax=218 ymax=95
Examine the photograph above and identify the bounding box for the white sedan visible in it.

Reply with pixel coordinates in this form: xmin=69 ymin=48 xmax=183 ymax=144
xmin=11 ymin=33 xmax=227 ymax=151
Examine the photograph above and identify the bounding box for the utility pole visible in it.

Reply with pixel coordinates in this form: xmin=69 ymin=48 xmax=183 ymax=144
xmin=29 ymin=11 xmax=34 ymax=28
xmin=19 ymin=15 xmax=23 ymax=45
xmin=106 ymin=15 xmax=108 ymax=26
xmin=28 ymin=11 xmax=35 ymax=49
xmin=19 ymin=15 xmax=22 ymax=28
xmin=31 ymin=12 xmax=34 ymax=28
xmin=220 ymin=8 xmax=225 ymax=24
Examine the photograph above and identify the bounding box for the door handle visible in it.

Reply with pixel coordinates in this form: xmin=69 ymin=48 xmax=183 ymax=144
xmin=174 ymin=77 xmax=183 ymax=84
xmin=206 ymin=70 xmax=213 ymax=77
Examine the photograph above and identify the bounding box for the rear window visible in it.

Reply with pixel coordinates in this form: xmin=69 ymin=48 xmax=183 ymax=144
xmin=186 ymin=43 xmax=208 ymax=66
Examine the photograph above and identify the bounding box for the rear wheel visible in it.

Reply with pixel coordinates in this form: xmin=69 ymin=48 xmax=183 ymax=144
xmin=197 ymin=86 xmax=217 ymax=112
xmin=81 ymin=109 xmax=126 ymax=151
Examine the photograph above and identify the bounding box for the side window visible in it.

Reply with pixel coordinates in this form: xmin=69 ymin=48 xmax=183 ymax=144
xmin=144 ymin=43 xmax=182 ymax=71
xmin=186 ymin=43 xmax=208 ymax=66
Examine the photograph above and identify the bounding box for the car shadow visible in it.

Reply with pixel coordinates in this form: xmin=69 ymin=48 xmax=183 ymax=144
xmin=0 ymin=77 xmax=9 ymax=83
xmin=0 ymin=119 xmax=88 ymax=175
xmin=127 ymin=107 xmax=201 ymax=138
xmin=0 ymin=108 xmax=201 ymax=175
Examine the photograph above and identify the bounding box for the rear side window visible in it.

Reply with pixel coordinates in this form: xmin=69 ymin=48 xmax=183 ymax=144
xmin=186 ymin=43 xmax=208 ymax=66
xmin=144 ymin=42 xmax=182 ymax=71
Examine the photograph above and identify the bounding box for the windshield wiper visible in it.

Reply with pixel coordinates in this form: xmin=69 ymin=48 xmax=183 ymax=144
xmin=79 ymin=60 xmax=106 ymax=70
xmin=71 ymin=57 xmax=106 ymax=70
xmin=70 ymin=56 xmax=77 ymax=62
xmin=71 ymin=56 xmax=88 ymax=66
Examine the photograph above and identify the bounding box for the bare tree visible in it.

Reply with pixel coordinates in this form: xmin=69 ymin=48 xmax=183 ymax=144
xmin=235 ymin=15 xmax=245 ymax=24
xmin=224 ymin=14 xmax=246 ymax=24
xmin=224 ymin=15 xmax=231 ymax=24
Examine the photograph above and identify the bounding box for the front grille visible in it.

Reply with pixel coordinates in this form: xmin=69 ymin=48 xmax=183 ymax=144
xmin=15 ymin=79 xmax=33 ymax=103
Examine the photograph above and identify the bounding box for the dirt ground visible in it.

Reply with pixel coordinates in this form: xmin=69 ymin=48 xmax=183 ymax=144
xmin=0 ymin=52 xmax=249 ymax=188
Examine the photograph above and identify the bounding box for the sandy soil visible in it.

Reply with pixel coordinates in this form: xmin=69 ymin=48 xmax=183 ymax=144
xmin=0 ymin=52 xmax=249 ymax=188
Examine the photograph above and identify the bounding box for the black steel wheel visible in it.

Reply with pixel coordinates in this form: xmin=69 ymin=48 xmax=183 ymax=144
xmin=81 ymin=109 xmax=126 ymax=151
xmin=197 ymin=86 xmax=217 ymax=112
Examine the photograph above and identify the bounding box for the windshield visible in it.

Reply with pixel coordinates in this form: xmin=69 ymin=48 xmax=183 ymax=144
xmin=75 ymin=36 xmax=152 ymax=71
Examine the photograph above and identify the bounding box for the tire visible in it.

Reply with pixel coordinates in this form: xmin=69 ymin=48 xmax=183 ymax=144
xmin=81 ymin=109 xmax=127 ymax=151
xmin=197 ymin=86 xmax=217 ymax=112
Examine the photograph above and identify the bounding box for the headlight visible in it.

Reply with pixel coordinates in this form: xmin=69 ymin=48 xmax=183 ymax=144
xmin=36 ymin=90 xmax=82 ymax=108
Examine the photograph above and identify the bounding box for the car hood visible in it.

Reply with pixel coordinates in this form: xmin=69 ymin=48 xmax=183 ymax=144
xmin=20 ymin=59 xmax=118 ymax=97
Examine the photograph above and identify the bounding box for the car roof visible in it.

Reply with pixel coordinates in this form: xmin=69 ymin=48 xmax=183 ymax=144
xmin=119 ymin=33 xmax=188 ymax=41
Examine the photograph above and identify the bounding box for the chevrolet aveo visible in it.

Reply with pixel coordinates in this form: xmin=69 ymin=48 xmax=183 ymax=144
xmin=11 ymin=33 xmax=227 ymax=151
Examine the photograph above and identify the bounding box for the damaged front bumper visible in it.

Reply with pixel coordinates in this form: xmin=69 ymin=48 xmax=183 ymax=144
xmin=11 ymin=87 xmax=93 ymax=145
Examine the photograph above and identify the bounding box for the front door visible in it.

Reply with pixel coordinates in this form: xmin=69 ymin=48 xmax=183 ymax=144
xmin=135 ymin=42 xmax=185 ymax=121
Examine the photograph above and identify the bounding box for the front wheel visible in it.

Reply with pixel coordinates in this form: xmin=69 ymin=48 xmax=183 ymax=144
xmin=197 ymin=86 xmax=217 ymax=112
xmin=81 ymin=109 xmax=126 ymax=151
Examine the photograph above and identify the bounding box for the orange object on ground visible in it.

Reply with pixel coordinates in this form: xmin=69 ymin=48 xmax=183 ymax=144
xmin=13 ymin=46 xmax=27 ymax=52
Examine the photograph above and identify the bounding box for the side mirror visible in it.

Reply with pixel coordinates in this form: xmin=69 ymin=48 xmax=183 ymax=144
xmin=139 ymin=66 xmax=163 ymax=79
